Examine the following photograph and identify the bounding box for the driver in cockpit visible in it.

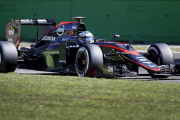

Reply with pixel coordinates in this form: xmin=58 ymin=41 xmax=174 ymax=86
xmin=78 ymin=31 xmax=95 ymax=43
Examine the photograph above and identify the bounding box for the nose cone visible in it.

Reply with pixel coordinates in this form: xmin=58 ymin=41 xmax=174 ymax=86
xmin=128 ymin=55 xmax=161 ymax=72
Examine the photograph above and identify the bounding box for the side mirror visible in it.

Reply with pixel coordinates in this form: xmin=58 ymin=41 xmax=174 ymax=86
xmin=113 ymin=34 xmax=120 ymax=38
xmin=113 ymin=34 xmax=120 ymax=42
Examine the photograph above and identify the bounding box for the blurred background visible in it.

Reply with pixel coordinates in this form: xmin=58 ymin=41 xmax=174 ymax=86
xmin=1 ymin=0 xmax=180 ymax=43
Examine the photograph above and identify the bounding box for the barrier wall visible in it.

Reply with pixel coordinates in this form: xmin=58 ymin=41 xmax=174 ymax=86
xmin=0 ymin=0 xmax=180 ymax=43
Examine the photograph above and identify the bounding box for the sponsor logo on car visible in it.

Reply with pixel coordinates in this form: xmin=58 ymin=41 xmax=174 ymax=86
xmin=42 ymin=36 xmax=56 ymax=41
xmin=136 ymin=57 xmax=145 ymax=59
xmin=56 ymin=25 xmax=64 ymax=36
xmin=136 ymin=57 xmax=148 ymax=62
xmin=37 ymin=19 xmax=47 ymax=23
xmin=72 ymin=25 xmax=77 ymax=30
xmin=148 ymin=65 xmax=156 ymax=68
xmin=108 ymin=66 xmax=113 ymax=72
xmin=143 ymin=62 xmax=152 ymax=64
xmin=139 ymin=59 xmax=147 ymax=61
xmin=21 ymin=19 xmax=34 ymax=24
xmin=8 ymin=29 xmax=14 ymax=35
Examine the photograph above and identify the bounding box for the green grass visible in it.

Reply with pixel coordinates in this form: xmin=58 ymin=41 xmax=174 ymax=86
xmin=19 ymin=43 xmax=31 ymax=48
xmin=1 ymin=73 xmax=180 ymax=120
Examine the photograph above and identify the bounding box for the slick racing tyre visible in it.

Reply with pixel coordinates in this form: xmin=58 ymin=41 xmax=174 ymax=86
xmin=148 ymin=43 xmax=174 ymax=65
xmin=0 ymin=41 xmax=17 ymax=72
xmin=148 ymin=43 xmax=174 ymax=78
xmin=75 ymin=44 xmax=103 ymax=77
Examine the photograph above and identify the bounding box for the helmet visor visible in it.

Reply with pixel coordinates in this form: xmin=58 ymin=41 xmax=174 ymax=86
xmin=86 ymin=37 xmax=94 ymax=43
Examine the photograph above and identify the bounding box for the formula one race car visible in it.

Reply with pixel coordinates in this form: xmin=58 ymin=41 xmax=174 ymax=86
xmin=1 ymin=17 xmax=176 ymax=78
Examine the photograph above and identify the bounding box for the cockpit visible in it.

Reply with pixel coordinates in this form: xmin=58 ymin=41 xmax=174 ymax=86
xmin=35 ymin=20 xmax=86 ymax=48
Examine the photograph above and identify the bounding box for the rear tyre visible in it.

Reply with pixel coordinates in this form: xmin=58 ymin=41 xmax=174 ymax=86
xmin=148 ymin=43 xmax=174 ymax=78
xmin=75 ymin=44 xmax=103 ymax=77
xmin=0 ymin=41 xmax=17 ymax=72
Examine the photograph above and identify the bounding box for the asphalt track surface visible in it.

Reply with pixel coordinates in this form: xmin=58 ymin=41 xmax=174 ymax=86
xmin=15 ymin=52 xmax=180 ymax=84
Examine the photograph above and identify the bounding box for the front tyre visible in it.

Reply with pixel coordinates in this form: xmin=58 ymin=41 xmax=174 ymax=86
xmin=75 ymin=44 xmax=103 ymax=77
xmin=148 ymin=43 xmax=174 ymax=65
xmin=148 ymin=43 xmax=174 ymax=78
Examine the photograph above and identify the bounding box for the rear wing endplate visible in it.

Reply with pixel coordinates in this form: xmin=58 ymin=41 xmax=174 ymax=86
xmin=6 ymin=19 xmax=56 ymax=48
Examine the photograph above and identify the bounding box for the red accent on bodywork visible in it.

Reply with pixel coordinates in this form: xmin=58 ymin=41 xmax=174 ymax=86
xmin=123 ymin=57 xmax=161 ymax=71
xmin=7 ymin=27 xmax=10 ymax=36
xmin=99 ymin=44 xmax=139 ymax=55
xmin=15 ymin=37 xmax=20 ymax=48
xmin=48 ymin=43 xmax=59 ymax=47
xmin=48 ymin=22 xmax=75 ymax=33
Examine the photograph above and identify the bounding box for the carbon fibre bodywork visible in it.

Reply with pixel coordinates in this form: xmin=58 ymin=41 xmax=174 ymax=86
xmin=15 ymin=17 xmax=174 ymax=77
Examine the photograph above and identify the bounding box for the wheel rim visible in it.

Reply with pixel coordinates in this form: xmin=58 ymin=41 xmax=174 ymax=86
xmin=149 ymin=51 xmax=159 ymax=65
xmin=78 ymin=52 xmax=87 ymax=71
xmin=75 ymin=47 xmax=89 ymax=76
xmin=148 ymin=47 xmax=160 ymax=65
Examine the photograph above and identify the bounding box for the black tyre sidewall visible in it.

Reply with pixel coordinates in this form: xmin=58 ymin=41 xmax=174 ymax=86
xmin=0 ymin=46 xmax=4 ymax=71
xmin=75 ymin=46 xmax=89 ymax=77
xmin=148 ymin=43 xmax=174 ymax=65
xmin=75 ymin=44 xmax=103 ymax=77
xmin=148 ymin=43 xmax=173 ymax=78
xmin=0 ymin=42 xmax=17 ymax=72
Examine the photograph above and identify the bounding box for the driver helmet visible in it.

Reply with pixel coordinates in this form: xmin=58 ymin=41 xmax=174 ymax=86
xmin=79 ymin=31 xmax=94 ymax=43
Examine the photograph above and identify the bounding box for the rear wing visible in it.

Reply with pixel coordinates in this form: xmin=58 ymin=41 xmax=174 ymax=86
xmin=6 ymin=19 xmax=56 ymax=48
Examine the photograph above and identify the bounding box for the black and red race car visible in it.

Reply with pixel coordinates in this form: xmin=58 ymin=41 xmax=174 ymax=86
xmin=0 ymin=17 xmax=176 ymax=78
